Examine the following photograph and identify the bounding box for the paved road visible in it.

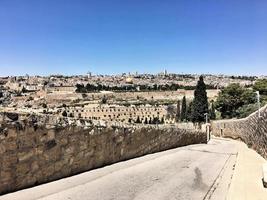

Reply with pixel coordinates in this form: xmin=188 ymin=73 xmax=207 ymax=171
xmin=0 ymin=138 xmax=238 ymax=200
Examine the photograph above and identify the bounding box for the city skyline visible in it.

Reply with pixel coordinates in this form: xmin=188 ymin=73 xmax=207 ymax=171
xmin=0 ymin=70 xmax=265 ymax=77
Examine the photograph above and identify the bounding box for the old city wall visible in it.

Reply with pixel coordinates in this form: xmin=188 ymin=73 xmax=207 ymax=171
xmin=211 ymin=105 xmax=267 ymax=158
xmin=0 ymin=114 xmax=206 ymax=195
xmin=90 ymin=89 xmax=218 ymax=100
xmin=44 ymin=89 xmax=219 ymax=104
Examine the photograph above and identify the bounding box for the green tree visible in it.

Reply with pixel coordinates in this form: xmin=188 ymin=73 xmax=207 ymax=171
xmin=236 ymin=104 xmax=258 ymax=118
xmin=215 ymin=84 xmax=257 ymax=118
xmin=181 ymin=96 xmax=187 ymax=121
xmin=28 ymin=96 xmax=34 ymax=101
xmin=21 ymin=86 xmax=28 ymax=93
xmin=166 ymin=105 xmax=176 ymax=119
xmin=144 ymin=117 xmax=148 ymax=124
xmin=152 ymin=117 xmax=160 ymax=124
xmin=209 ymin=101 xmax=216 ymax=120
xmin=75 ymin=84 xmax=86 ymax=93
xmin=186 ymin=101 xmax=193 ymax=121
xmin=62 ymin=110 xmax=68 ymax=117
xmin=241 ymin=89 xmax=257 ymax=104
xmin=101 ymin=95 xmax=107 ymax=104
xmin=42 ymin=103 xmax=47 ymax=108
xmin=135 ymin=116 xmax=141 ymax=123
xmin=253 ymin=79 xmax=267 ymax=95
xmin=191 ymin=76 xmax=209 ymax=122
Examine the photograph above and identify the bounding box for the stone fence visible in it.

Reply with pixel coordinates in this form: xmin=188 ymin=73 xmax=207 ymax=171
xmin=211 ymin=105 xmax=267 ymax=159
xmin=0 ymin=113 xmax=206 ymax=195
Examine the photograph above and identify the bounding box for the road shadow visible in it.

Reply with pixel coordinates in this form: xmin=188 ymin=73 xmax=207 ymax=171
xmin=192 ymin=167 xmax=208 ymax=191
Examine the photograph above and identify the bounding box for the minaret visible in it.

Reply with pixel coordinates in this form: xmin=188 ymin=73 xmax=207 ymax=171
xmin=87 ymin=71 xmax=92 ymax=78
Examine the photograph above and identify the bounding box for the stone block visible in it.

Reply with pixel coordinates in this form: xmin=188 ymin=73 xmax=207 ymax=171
xmin=58 ymin=137 xmax=68 ymax=146
xmin=54 ymin=160 xmax=65 ymax=172
xmin=84 ymin=149 xmax=94 ymax=158
xmin=18 ymin=150 xmax=34 ymax=162
xmin=0 ymin=143 xmax=6 ymax=154
xmin=31 ymin=160 xmax=39 ymax=172
xmin=64 ymin=146 xmax=75 ymax=156
xmin=47 ymin=130 xmax=55 ymax=140
xmin=0 ymin=170 xmax=13 ymax=182
xmin=43 ymin=145 xmax=61 ymax=162
xmin=17 ymin=134 xmax=35 ymax=149
xmin=16 ymin=162 xmax=30 ymax=175
xmin=5 ymin=140 xmax=17 ymax=151
xmin=15 ymin=175 xmax=37 ymax=191
xmin=41 ymin=164 xmax=55 ymax=178
xmin=2 ymin=152 xmax=18 ymax=170
xmin=7 ymin=130 xmax=17 ymax=139
xmin=45 ymin=139 xmax=57 ymax=150
xmin=79 ymin=141 xmax=88 ymax=151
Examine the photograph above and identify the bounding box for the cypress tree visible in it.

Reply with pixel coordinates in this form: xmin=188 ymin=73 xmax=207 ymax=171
xmin=136 ymin=116 xmax=141 ymax=123
xmin=192 ymin=76 xmax=209 ymax=122
xmin=181 ymin=96 xmax=187 ymax=121
xmin=161 ymin=117 xmax=164 ymax=124
xmin=149 ymin=117 xmax=152 ymax=124
xmin=186 ymin=101 xmax=193 ymax=121
xmin=210 ymin=101 xmax=216 ymax=120
xmin=144 ymin=117 xmax=148 ymax=124
xmin=62 ymin=110 xmax=68 ymax=117
xmin=101 ymin=95 xmax=107 ymax=104
xmin=152 ymin=117 xmax=158 ymax=124
xmin=176 ymin=100 xmax=181 ymax=122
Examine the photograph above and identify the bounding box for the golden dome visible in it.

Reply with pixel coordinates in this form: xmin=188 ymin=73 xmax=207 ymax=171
xmin=125 ymin=77 xmax=133 ymax=84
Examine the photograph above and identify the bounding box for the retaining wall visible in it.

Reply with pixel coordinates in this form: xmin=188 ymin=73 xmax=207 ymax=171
xmin=0 ymin=114 xmax=206 ymax=195
xmin=211 ymin=105 xmax=267 ymax=158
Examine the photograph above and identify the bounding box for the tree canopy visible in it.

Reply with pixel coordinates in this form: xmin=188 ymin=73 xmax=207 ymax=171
xmin=215 ymin=83 xmax=257 ymax=118
xmin=253 ymin=79 xmax=267 ymax=95
xmin=191 ymin=76 xmax=209 ymax=122
xmin=181 ymin=96 xmax=187 ymax=121
xmin=209 ymin=100 xmax=216 ymax=120
xmin=176 ymin=100 xmax=181 ymax=122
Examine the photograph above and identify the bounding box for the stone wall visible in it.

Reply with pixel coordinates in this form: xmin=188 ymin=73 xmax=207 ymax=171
xmin=0 ymin=113 xmax=206 ymax=195
xmin=43 ymin=89 xmax=219 ymax=105
xmin=68 ymin=104 xmax=167 ymax=123
xmin=211 ymin=105 xmax=267 ymax=158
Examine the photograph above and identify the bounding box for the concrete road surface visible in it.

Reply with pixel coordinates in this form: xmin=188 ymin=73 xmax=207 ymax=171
xmin=0 ymin=138 xmax=238 ymax=200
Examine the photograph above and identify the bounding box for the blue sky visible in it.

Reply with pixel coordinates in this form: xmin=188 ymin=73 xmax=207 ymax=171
xmin=0 ymin=0 xmax=266 ymax=76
